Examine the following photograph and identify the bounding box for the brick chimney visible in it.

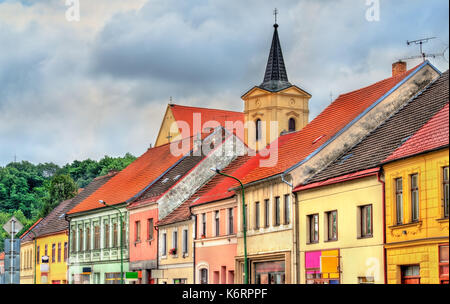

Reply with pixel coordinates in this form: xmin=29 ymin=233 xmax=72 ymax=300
xmin=392 ymin=60 xmax=407 ymax=77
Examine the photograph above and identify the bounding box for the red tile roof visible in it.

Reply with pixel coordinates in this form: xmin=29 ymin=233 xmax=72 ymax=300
xmin=293 ymin=168 xmax=380 ymax=192
xmin=383 ymin=103 xmax=449 ymax=163
xmin=238 ymin=64 xmax=421 ymax=186
xmin=67 ymin=139 xmax=193 ymax=215
xmin=0 ymin=252 xmax=4 ymax=260
xmin=19 ymin=218 xmax=43 ymax=240
xmin=189 ymin=155 xmax=255 ymax=207
xmin=170 ymin=104 xmax=245 ymax=140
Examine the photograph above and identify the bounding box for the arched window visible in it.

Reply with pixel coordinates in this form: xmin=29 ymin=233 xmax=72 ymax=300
xmin=288 ymin=118 xmax=296 ymax=132
xmin=255 ymin=119 xmax=262 ymax=141
xmin=200 ymin=268 xmax=208 ymax=284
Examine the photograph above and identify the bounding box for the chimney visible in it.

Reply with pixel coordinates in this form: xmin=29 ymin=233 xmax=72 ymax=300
xmin=392 ymin=60 xmax=407 ymax=77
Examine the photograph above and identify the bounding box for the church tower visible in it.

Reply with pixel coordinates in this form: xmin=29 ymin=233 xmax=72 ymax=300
xmin=242 ymin=21 xmax=311 ymax=151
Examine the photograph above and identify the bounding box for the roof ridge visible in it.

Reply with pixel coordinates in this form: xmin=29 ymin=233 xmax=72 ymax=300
xmin=170 ymin=103 xmax=244 ymax=115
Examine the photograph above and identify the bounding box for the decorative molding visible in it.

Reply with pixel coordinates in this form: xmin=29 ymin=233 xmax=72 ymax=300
xmin=286 ymin=111 xmax=300 ymax=118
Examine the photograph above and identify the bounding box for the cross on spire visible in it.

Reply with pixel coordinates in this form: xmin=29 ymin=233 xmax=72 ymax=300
xmin=274 ymin=8 xmax=278 ymax=24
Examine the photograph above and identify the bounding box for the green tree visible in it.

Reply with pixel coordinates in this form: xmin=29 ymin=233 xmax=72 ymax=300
xmin=39 ymin=174 xmax=78 ymax=218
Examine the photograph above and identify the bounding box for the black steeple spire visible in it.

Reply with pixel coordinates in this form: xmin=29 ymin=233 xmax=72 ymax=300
xmin=259 ymin=22 xmax=292 ymax=92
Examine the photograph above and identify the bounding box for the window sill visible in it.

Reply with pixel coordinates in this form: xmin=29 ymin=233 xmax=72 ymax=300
xmin=325 ymin=239 xmax=338 ymax=243
xmin=357 ymin=235 xmax=373 ymax=240
xmin=436 ymin=217 xmax=449 ymax=223
xmin=307 ymin=241 xmax=319 ymax=245
xmin=389 ymin=221 xmax=422 ymax=229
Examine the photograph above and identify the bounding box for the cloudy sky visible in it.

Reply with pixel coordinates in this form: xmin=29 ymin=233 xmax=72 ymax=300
xmin=0 ymin=0 xmax=448 ymax=167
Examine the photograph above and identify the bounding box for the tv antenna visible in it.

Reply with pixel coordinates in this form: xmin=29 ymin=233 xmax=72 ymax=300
xmin=401 ymin=37 xmax=447 ymax=62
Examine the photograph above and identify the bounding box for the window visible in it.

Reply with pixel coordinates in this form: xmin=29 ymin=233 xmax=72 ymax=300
xmin=113 ymin=223 xmax=118 ymax=247
xmin=358 ymin=276 xmax=375 ymax=284
xmin=284 ymin=194 xmax=290 ymax=225
xmin=79 ymin=228 xmax=84 ymax=251
xmin=71 ymin=229 xmax=76 ymax=253
xmin=52 ymin=244 xmax=56 ymax=263
xmin=148 ymin=218 xmax=154 ymax=240
xmin=121 ymin=221 xmax=126 ymax=247
xmin=86 ymin=227 xmax=90 ymax=251
xmin=182 ymin=229 xmax=188 ymax=254
xmin=135 ymin=221 xmax=141 ymax=242
xmin=228 ymin=208 xmax=234 ymax=235
xmin=37 ymin=246 xmax=40 ymax=265
xmin=326 ymin=210 xmax=338 ymax=241
xmin=395 ymin=178 xmax=403 ymax=224
xmin=64 ymin=242 xmax=68 ymax=262
xmin=94 ymin=225 xmax=100 ymax=249
xmin=104 ymin=223 xmax=110 ymax=248
xmin=411 ymin=174 xmax=419 ymax=222
xmin=444 ymin=167 xmax=449 ymax=218
xmin=255 ymin=119 xmax=262 ymax=141
xmin=255 ymin=202 xmax=260 ymax=229
xmin=401 ymin=265 xmax=420 ymax=284
xmin=264 ymin=199 xmax=270 ymax=227
xmin=360 ymin=205 xmax=373 ymax=238
xmin=57 ymin=243 xmax=61 ymax=263
xmin=275 ymin=197 xmax=280 ymax=226
xmin=215 ymin=211 xmax=220 ymax=237
xmin=288 ymin=118 xmax=296 ymax=132
xmin=243 ymin=204 xmax=248 ymax=231
xmin=200 ymin=268 xmax=208 ymax=284
xmin=308 ymin=214 xmax=319 ymax=243
xmin=439 ymin=244 xmax=449 ymax=284
xmin=162 ymin=232 xmax=167 ymax=256
xmin=201 ymin=213 xmax=206 ymax=237
xmin=172 ymin=230 xmax=178 ymax=251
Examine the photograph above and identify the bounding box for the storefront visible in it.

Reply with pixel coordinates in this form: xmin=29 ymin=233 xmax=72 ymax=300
xmin=254 ymin=261 xmax=285 ymax=284
xmin=304 ymin=249 xmax=340 ymax=284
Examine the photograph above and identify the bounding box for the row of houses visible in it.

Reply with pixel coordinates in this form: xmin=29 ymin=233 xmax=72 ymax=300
xmin=14 ymin=22 xmax=449 ymax=284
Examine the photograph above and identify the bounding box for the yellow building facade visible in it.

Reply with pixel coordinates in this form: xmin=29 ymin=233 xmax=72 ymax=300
xmin=296 ymin=173 xmax=385 ymax=284
xmin=242 ymin=86 xmax=311 ymax=151
xmin=235 ymin=179 xmax=296 ymax=284
xmin=35 ymin=232 xmax=69 ymax=284
xmin=157 ymin=219 xmax=194 ymax=284
xmin=19 ymin=240 xmax=36 ymax=284
xmin=384 ymin=148 xmax=449 ymax=284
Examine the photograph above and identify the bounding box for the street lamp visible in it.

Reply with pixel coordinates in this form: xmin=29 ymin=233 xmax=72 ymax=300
xmin=99 ymin=200 xmax=124 ymax=284
xmin=210 ymin=168 xmax=249 ymax=284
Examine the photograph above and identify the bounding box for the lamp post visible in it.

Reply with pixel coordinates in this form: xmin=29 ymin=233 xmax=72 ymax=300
xmin=210 ymin=168 xmax=248 ymax=284
xmin=99 ymin=200 xmax=124 ymax=284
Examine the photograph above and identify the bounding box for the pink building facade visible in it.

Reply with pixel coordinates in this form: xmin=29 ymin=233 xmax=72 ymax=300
xmin=192 ymin=197 xmax=238 ymax=284
xmin=128 ymin=201 xmax=158 ymax=284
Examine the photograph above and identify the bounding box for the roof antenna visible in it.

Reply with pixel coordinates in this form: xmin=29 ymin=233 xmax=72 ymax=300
xmin=401 ymin=37 xmax=446 ymax=62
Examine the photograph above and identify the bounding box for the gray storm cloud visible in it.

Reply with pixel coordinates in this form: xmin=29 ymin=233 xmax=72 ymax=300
xmin=0 ymin=0 xmax=448 ymax=166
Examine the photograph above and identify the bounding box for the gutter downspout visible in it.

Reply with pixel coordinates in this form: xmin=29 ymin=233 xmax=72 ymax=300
xmin=377 ymin=170 xmax=387 ymax=284
xmin=155 ymin=225 xmax=159 ymax=285
xmin=281 ymin=173 xmax=299 ymax=284
xmin=193 ymin=214 xmax=197 ymax=284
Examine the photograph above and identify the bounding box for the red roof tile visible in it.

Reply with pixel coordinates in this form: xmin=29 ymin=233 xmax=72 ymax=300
xmin=170 ymin=104 xmax=245 ymax=140
xmin=238 ymin=64 xmax=421 ymax=185
xmin=384 ymin=103 xmax=449 ymax=162
xmin=19 ymin=218 xmax=43 ymax=240
xmin=293 ymin=168 xmax=380 ymax=192
xmin=189 ymin=155 xmax=255 ymax=208
xmin=67 ymin=139 xmax=193 ymax=215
